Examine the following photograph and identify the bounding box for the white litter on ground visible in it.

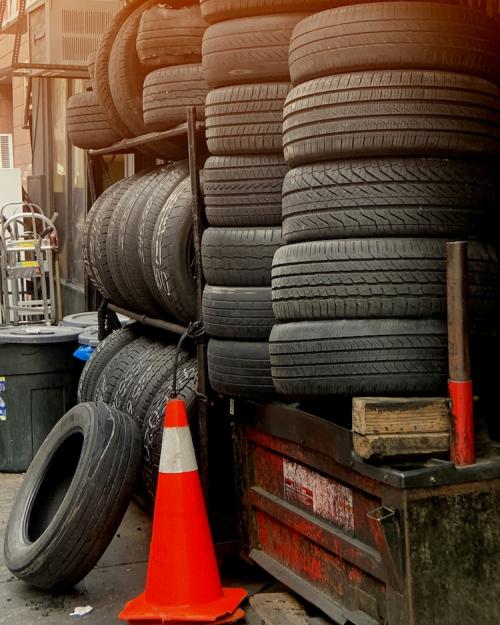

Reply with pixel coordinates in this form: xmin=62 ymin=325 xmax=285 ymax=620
xmin=69 ymin=606 xmax=94 ymax=617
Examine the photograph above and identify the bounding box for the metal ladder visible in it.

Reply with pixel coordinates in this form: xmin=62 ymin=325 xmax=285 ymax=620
xmin=0 ymin=203 xmax=59 ymax=326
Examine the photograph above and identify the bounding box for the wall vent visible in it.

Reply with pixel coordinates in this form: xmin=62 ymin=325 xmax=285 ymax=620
xmin=0 ymin=134 xmax=14 ymax=169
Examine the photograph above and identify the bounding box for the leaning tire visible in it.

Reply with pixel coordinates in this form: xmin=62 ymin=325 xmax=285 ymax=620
xmin=202 ymin=227 xmax=282 ymax=287
xmin=202 ymin=14 xmax=306 ymax=88
xmin=206 ymin=83 xmax=290 ymax=156
xmin=4 ymin=402 xmax=142 ymax=591
xmin=204 ymin=155 xmax=288 ymax=227
xmin=208 ymin=339 xmax=274 ymax=398
xmin=203 ymin=286 xmax=274 ymax=339
xmin=78 ymin=327 xmax=137 ymax=403
xmin=269 ymin=319 xmax=448 ymax=396
xmin=66 ymin=92 xmax=120 ymax=150
xmin=137 ymin=4 xmax=207 ymax=68
xmin=283 ymin=71 xmax=500 ymax=166
xmin=143 ymin=65 xmax=209 ymax=131
xmin=281 ymin=158 xmax=499 ymax=242
xmin=272 ymin=239 xmax=499 ymax=321
xmin=289 ymin=3 xmax=500 ymax=86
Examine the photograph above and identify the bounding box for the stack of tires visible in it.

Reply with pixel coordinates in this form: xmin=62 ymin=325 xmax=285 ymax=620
xmin=83 ymin=162 xmax=197 ymax=325
xmin=140 ymin=3 xmax=210 ymax=132
xmin=269 ymin=2 xmax=500 ymax=398
xmin=200 ymin=1 xmax=312 ymax=398
xmin=78 ymin=325 xmax=198 ymax=507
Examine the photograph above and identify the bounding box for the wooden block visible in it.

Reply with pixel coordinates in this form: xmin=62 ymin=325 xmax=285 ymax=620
xmin=250 ymin=593 xmax=309 ymax=625
xmin=352 ymin=397 xmax=450 ymax=435
xmin=353 ymin=431 xmax=450 ymax=460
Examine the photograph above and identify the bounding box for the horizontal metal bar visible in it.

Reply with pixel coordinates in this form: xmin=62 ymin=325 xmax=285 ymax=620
xmin=88 ymin=122 xmax=205 ymax=156
xmin=107 ymin=303 xmax=187 ymax=336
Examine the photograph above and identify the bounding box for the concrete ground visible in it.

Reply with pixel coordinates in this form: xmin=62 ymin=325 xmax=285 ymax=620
xmin=0 ymin=474 xmax=269 ymax=625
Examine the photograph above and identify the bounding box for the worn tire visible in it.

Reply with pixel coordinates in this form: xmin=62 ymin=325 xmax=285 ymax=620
xmin=93 ymin=336 xmax=157 ymax=404
xmin=289 ymin=3 xmax=500 ymax=86
xmin=4 ymin=402 xmax=142 ymax=591
xmin=283 ymin=71 xmax=500 ymax=166
xmin=89 ymin=174 xmax=146 ymax=306
xmin=137 ymin=163 xmax=190 ymax=304
xmin=67 ymin=92 xmax=120 ymax=150
xmin=272 ymin=239 xmax=499 ymax=321
xmin=137 ymin=4 xmax=207 ymax=68
xmin=203 ymin=286 xmax=274 ymax=339
xmin=200 ymin=0 xmax=338 ymax=23
xmin=206 ymin=83 xmax=290 ymax=156
xmin=208 ymin=339 xmax=274 ymax=398
xmin=269 ymin=319 xmax=448 ymax=397
xmin=204 ymin=155 xmax=287 ymax=227
xmin=202 ymin=14 xmax=305 ymax=88
xmin=111 ymin=344 xmax=191 ymax=428
xmin=94 ymin=1 xmax=145 ymax=138
xmin=143 ymin=65 xmax=209 ymax=131
xmin=109 ymin=2 xmax=153 ymax=137
xmin=77 ymin=327 xmax=137 ymax=403
xmin=202 ymin=227 xmax=282 ymax=287
xmin=142 ymin=360 xmax=198 ymax=507
xmin=281 ymin=158 xmax=499 ymax=242
xmin=152 ymin=177 xmax=197 ymax=324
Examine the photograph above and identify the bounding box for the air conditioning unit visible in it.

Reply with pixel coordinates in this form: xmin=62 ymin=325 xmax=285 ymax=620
xmin=27 ymin=0 xmax=122 ymax=67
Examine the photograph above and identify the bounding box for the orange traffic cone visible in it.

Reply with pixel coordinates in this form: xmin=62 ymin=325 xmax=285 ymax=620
xmin=119 ymin=398 xmax=247 ymax=624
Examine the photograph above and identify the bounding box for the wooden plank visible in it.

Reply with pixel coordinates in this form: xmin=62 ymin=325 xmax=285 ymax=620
xmin=352 ymin=397 xmax=450 ymax=435
xmin=250 ymin=593 xmax=311 ymax=625
xmin=353 ymin=432 xmax=450 ymax=460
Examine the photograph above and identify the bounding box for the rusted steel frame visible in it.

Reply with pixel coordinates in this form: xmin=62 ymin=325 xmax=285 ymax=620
xmin=187 ymin=106 xmax=209 ymax=497
xmin=250 ymin=487 xmax=384 ymax=580
xmin=250 ymin=550 xmax=379 ymax=625
xmin=87 ymin=122 xmax=204 ymax=157
xmin=107 ymin=303 xmax=187 ymax=336
xmin=447 ymin=241 xmax=475 ymax=466
xmin=246 ymin=426 xmax=382 ymax=498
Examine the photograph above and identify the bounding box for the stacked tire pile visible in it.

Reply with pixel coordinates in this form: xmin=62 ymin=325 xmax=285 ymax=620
xmin=78 ymin=325 xmax=198 ymax=507
xmin=200 ymin=1 xmax=311 ymax=398
xmin=269 ymin=2 xmax=500 ymax=398
xmin=67 ymin=0 xmax=208 ymax=156
xmin=82 ymin=161 xmax=197 ymax=324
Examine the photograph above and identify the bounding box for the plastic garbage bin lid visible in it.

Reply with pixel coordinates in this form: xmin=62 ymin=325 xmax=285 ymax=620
xmin=62 ymin=311 xmax=132 ymax=329
xmin=78 ymin=327 xmax=99 ymax=347
xmin=0 ymin=326 xmax=80 ymax=344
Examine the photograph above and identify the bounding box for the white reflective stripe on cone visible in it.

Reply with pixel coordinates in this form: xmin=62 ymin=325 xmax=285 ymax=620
xmin=159 ymin=426 xmax=198 ymax=474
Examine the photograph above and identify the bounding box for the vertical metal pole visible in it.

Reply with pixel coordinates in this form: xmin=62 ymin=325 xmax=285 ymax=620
xmin=447 ymin=241 xmax=475 ymax=466
xmin=187 ymin=107 xmax=209 ymax=498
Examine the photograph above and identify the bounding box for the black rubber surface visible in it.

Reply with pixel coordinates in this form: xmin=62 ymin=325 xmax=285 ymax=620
xmin=281 ymin=158 xmax=500 ymax=242
xmin=272 ymin=239 xmax=499 ymax=321
xmin=152 ymin=177 xmax=197 ymax=324
xmin=206 ymin=83 xmax=290 ymax=155
xmin=4 ymin=402 xmax=142 ymax=591
xmin=77 ymin=327 xmax=137 ymax=403
xmin=289 ymin=2 xmax=500 ymax=85
xmin=203 ymin=286 xmax=274 ymax=339
xmin=200 ymin=0 xmax=335 ymax=22
xmin=66 ymin=92 xmax=120 ymax=150
xmin=201 ymin=14 xmax=305 ymax=87
xmin=142 ymin=360 xmax=198 ymax=508
xmin=204 ymin=155 xmax=288 ymax=227
xmin=208 ymin=339 xmax=275 ymax=398
xmin=202 ymin=227 xmax=282 ymax=287
xmin=269 ymin=319 xmax=449 ymax=397
xmin=137 ymin=4 xmax=207 ymax=68
xmin=283 ymin=71 xmax=500 ymax=166
xmin=143 ymin=64 xmax=209 ymax=131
